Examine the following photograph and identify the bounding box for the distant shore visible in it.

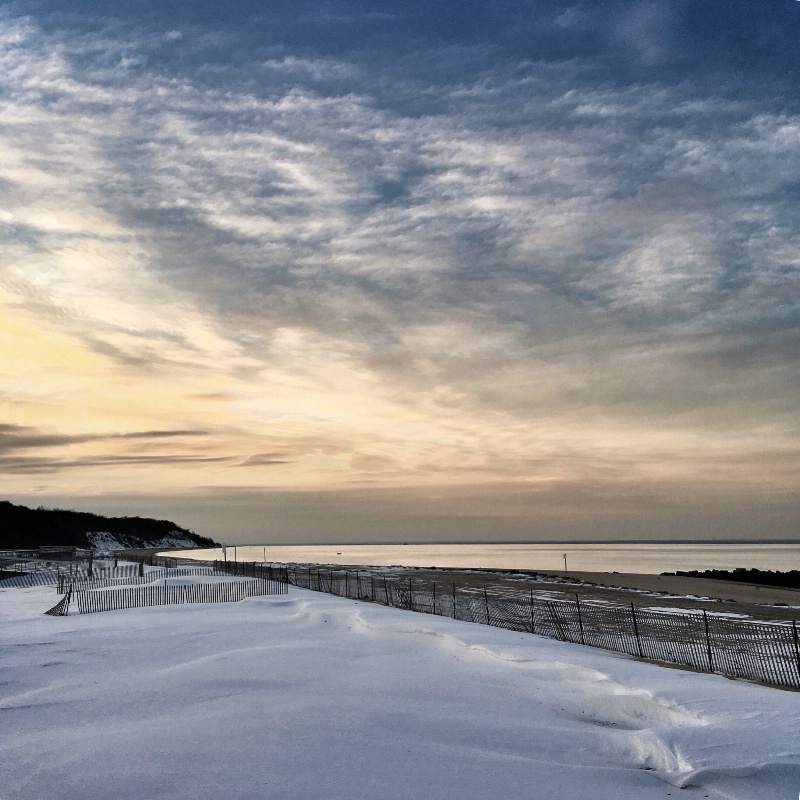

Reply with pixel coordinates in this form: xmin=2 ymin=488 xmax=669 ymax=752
xmin=545 ymin=570 xmax=800 ymax=607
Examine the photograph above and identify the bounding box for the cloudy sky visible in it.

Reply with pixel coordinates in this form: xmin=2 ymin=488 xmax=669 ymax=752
xmin=2 ymin=1 xmax=799 ymax=543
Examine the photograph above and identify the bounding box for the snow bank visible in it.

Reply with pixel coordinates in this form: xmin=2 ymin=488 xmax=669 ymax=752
xmin=1 ymin=585 xmax=798 ymax=800
xmin=87 ymin=530 xmax=201 ymax=551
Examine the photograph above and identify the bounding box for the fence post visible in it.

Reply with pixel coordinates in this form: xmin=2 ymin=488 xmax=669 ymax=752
xmin=793 ymin=621 xmax=800 ymax=683
xmin=432 ymin=582 xmax=436 ymax=616
xmin=575 ymin=594 xmax=585 ymax=645
xmin=452 ymin=584 xmax=457 ymax=619
xmin=483 ymin=585 xmax=490 ymax=626
xmin=356 ymin=572 xmax=362 ymax=599
xmin=384 ymin=575 xmax=390 ymax=605
xmin=530 ymin=589 xmax=536 ymax=634
xmin=702 ymin=611 xmax=714 ymax=672
xmin=408 ymin=577 xmax=414 ymax=611
xmin=630 ymin=603 xmax=643 ymax=658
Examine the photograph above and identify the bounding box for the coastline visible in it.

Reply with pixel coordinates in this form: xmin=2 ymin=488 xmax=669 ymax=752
xmin=547 ymin=570 xmax=800 ymax=607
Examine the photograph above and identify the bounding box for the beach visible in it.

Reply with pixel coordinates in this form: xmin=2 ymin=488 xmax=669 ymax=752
xmin=2 ymin=581 xmax=800 ymax=799
xmin=167 ymin=546 xmax=800 ymax=621
xmin=347 ymin=567 xmax=800 ymax=623
xmin=555 ymin=570 xmax=800 ymax=609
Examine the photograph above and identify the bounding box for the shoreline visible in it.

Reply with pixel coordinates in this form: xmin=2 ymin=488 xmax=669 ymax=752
xmin=545 ymin=570 xmax=800 ymax=607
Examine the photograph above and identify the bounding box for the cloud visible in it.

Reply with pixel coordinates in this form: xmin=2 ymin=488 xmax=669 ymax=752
xmin=1 ymin=3 xmax=799 ymax=526
xmin=0 ymin=423 xmax=209 ymax=454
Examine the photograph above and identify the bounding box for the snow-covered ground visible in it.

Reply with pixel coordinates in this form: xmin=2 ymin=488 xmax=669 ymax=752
xmin=1 ymin=584 xmax=799 ymax=800
xmin=87 ymin=531 xmax=201 ymax=550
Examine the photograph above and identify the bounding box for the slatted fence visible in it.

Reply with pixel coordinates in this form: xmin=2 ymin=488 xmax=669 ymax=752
xmin=42 ymin=560 xmax=289 ymax=615
xmin=284 ymin=564 xmax=800 ymax=690
xmin=1 ymin=563 xmax=144 ymax=589
xmin=71 ymin=578 xmax=284 ymax=614
xmin=58 ymin=566 xmax=218 ymax=593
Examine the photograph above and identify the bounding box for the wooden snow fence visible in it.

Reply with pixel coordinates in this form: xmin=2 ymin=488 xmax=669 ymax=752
xmin=56 ymin=566 xmax=217 ymax=593
xmin=71 ymin=578 xmax=283 ymax=614
xmin=2 ymin=563 xmax=143 ymax=589
xmin=285 ymin=565 xmax=800 ymax=691
xmin=44 ymin=561 xmax=289 ymax=616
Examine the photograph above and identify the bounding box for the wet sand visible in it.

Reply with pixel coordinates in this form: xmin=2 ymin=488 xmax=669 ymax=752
xmin=552 ymin=570 xmax=800 ymax=607
xmin=389 ymin=567 xmax=800 ymax=623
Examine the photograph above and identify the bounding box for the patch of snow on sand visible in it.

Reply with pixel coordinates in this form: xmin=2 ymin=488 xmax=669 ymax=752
xmin=1 ymin=586 xmax=799 ymax=799
xmin=646 ymin=607 xmax=751 ymax=619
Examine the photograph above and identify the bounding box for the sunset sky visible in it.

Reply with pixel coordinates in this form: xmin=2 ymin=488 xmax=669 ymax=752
xmin=2 ymin=1 xmax=799 ymax=544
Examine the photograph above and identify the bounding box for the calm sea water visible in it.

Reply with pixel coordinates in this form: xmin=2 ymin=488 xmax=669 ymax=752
xmin=179 ymin=542 xmax=800 ymax=575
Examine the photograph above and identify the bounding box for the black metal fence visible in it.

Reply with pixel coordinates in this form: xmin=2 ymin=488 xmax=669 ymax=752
xmin=284 ymin=564 xmax=800 ymax=690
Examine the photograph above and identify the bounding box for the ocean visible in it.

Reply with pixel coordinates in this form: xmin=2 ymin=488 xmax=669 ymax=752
xmin=181 ymin=541 xmax=800 ymax=575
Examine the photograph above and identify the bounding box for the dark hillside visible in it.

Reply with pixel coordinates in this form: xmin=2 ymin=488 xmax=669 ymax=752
xmin=0 ymin=500 xmax=218 ymax=549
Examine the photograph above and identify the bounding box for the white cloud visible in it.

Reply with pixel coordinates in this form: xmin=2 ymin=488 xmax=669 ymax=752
xmin=1 ymin=8 xmax=798 ymax=505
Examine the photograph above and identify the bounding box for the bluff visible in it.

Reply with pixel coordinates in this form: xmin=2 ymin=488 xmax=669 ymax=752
xmin=0 ymin=500 xmax=218 ymax=550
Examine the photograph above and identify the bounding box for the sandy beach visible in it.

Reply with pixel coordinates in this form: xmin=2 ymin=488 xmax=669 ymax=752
xmin=551 ymin=570 xmax=800 ymax=607
xmin=154 ymin=548 xmax=800 ymax=621
xmin=385 ymin=566 xmax=800 ymax=623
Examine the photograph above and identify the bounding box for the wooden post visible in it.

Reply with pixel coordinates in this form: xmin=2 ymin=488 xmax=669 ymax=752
xmin=703 ymin=611 xmax=714 ymax=672
xmin=793 ymin=621 xmax=800 ymax=683
xmin=575 ymin=594 xmax=585 ymax=645
xmin=452 ymin=584 xmax=457 ymax=619
xmin=432 ymin=582 xmax=436 ymax=615
xmin=631 ymin=603 xmax=643 ymax=659
xmin=529 ymin=589 xmax=536 ymax=634
xmin=384 ymin=575 xmax=390 ymax=605
xmin=484 ymin=585 xmax=490 ymax=625
xmin=408 ymin=577 xmax=414 ymax=611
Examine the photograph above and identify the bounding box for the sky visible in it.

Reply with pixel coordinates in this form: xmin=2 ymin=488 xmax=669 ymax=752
xmin=1 ymin=1 xmax=799 ymax=544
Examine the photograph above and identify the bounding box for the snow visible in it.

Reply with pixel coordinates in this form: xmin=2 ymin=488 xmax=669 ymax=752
xmin=1 ymin=584 xmax=799 ymax=800
xmin=87 ymin=530 xmax=201 ymax=551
